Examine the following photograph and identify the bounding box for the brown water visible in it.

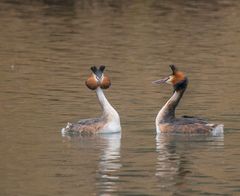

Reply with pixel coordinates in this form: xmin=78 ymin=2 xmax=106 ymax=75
xmin=1 ymin=0 xmax=240 ymax=195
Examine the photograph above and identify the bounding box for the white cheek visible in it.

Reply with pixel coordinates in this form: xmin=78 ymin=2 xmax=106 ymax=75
xmin=166 ymin=76 xmax=173 ymax=84
xmin=93 ymin=75 xmax=98 ymax=81
xmin=93 ymin=74 xmax=101 ymax=83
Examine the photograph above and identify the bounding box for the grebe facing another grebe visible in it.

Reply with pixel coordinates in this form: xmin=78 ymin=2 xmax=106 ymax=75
xmin=61 ymin=65 xmax=121 ymax=136
xmin=153 ymin=65 xmax=223 ymax=135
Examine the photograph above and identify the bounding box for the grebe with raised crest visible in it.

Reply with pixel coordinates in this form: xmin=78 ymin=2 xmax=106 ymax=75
xmin=153 ymin=65 xmax=223 ymax=135
xmin=61 ymin=65 xmax=121 ymax=135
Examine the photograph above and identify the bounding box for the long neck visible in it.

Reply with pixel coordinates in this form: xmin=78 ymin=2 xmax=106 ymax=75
xmin=156 ymin=88 xmax=186 ymax=123
xmin=96 ymin=87 xmax=119 ymax=120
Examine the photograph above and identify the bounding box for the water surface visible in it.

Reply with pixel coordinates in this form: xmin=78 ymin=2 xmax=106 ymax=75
xmin=1 ymin=0 xmax=240 ymax=195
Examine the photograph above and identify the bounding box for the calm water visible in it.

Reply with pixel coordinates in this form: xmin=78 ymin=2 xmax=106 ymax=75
xmin=1 ymin=0 xmax=240 ymax=195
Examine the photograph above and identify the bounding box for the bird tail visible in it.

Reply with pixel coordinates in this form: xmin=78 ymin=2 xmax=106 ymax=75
xmin=211 ymin=124 xmax=224 ymax=136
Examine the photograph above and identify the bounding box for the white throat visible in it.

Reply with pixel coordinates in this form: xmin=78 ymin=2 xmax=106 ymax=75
xmin=96 ymin=87 xmax=121 ymax=133
xmin=155 ymin=90 xmax=182 ymax=133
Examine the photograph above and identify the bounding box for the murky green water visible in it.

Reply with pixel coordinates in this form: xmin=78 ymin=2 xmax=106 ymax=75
xmin=1 ymin=0 xmax=240 ymax=195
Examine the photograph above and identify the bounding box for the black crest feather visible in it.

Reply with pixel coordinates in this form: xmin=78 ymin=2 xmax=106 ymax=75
xmin=99 ymin=65 xmax=105 ymax=72
xmin=90 ymin=66 xmax=97 ymax=74
xmin=169 ymin=64 xmax=177 ymax=75
xmin=90 ymin=65 xmax=106 ymax=78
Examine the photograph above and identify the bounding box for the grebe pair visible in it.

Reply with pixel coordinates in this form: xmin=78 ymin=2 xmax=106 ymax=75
xmin=61 ymin=65 xmax=223 ymax=135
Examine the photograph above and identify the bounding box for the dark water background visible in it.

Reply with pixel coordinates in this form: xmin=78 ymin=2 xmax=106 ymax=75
xmin=0 ymin=0 xmax=240 ymax=195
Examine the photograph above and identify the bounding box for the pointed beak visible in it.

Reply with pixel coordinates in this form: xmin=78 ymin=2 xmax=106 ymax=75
xmin=152 ymin=77 xmax=169 ymax=84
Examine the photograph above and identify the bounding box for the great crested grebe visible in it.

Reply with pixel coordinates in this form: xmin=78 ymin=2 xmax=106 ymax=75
xmin=61 ymin=65 xmax=121 ymax=135
xmin=153 ymin=65 xmax=223 ymax=135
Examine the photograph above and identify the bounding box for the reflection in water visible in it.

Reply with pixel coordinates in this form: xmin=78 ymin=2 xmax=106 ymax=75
xmin=155 ymin=134 xmax=224 ymax=193
xmin=62 ymin=133 xmax=121 ymax=195
xmin=96 ymin=133 xmax=121 ymax=195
